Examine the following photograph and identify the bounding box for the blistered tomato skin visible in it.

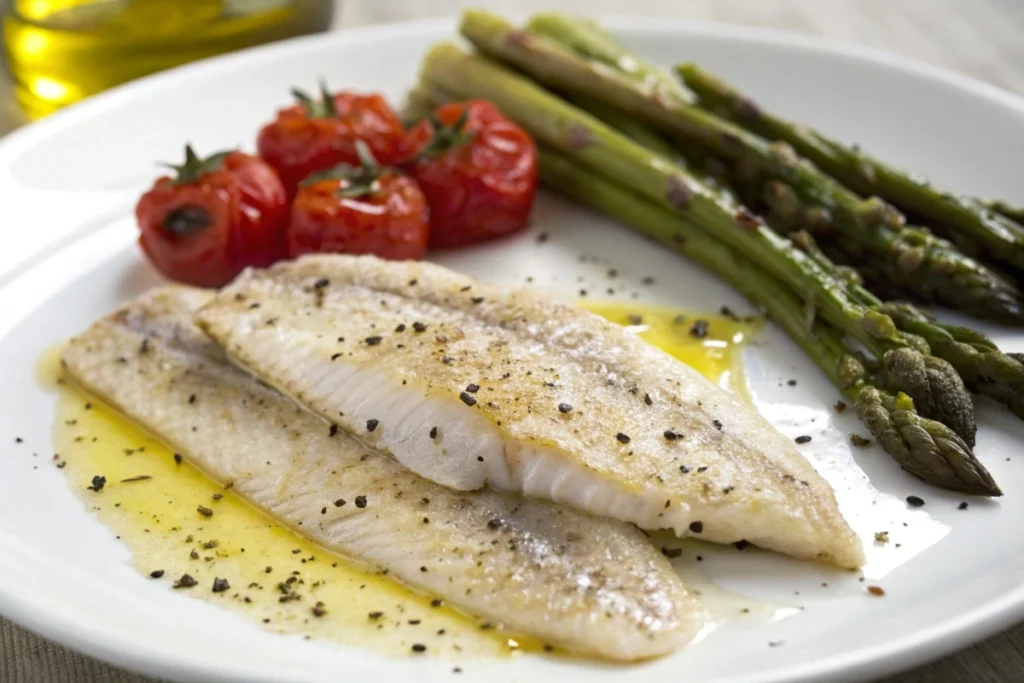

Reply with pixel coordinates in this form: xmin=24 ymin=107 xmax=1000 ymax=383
xmin=287 ymin=173 xmax=429 ymax=262
xmin=258 ymin=89 xmax=405 ymax=197
xmin=402 ymin=100 xmax=538 ymax=249
xmin=135 ymin=149 xmax=287 ymax=288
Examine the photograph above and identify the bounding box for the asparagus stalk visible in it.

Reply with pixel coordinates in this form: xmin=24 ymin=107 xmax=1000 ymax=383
xmin=981 ymin=199 xmax=1024 ymax=226
xmin=879 ymin=303 xmax=1024 ymax=421
xmin=527 ymin=10 xmax=1024 ymax=279
xmin=735 ymin=169 xmax=979 ymax=306
xmin=421 ymin=42 xmax=981 ymax=433
xmin=458 ymin=10 xmax=1024 ymax=324
xmin=567 ymin=84 xmax=992 ymax=445
xmin=566 ymin=94 xmax=680 ymax=159
xmin=785 ymin=231 xmax=976 ymax=445
xmin=535 ymin=147 xmax=998 ymax=495
xmin=678 ymin=62 xmax=1024 ymax=273
xmin=731 ymin=166 xmax=1024 ymax=425
xmin=420 ymin=43 xmax=899 ymax=354
xmin=676 ymin=151 xmax=979 ymax=444
xmin=527 ymin=14 xmax=688 ymax=161
xmin=526 ymin=12 xmax=689 ymax=101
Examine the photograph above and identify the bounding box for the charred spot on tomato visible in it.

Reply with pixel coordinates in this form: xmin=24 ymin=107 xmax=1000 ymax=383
xmin=162 ymin=205 xmax=213 ymax=237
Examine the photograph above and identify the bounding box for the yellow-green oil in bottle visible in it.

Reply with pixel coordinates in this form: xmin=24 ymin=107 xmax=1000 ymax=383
xmin=3 ymin=0 xmax=334 ymax=118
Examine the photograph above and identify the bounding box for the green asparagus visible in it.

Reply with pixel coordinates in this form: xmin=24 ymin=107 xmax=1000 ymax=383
xmin=724 ymin=161 xmax=1024 ymax=425
xmin=567 ymin=83 xmax=986 ymax=445
xmin=679 ymin=62 xmax=1024 ymax=273
xmin=565 ymin=94 xmax=680 ymax=159
xmin=981 ymin=199 xmax=1024 ymax=226
xmin=879 ymin=303 xmax=1024 ymax=421
xmin=527 ymin=13 xmax=689 ymax=161
xmin=422 ymin=41 xmax=986 ymax=436
xmin=729 ymin=165 xmax=988 ymax=307
xmin=526 ymin=12 xmax=689 ymax=101
xmin=421 ymin=38 xmax=983 ymax=428
xmin=526 ymin=10 xmax=1024 ymax=285
xmin=535 ymin=147 xmax=998 ymax=495
xmin=457 ymin=10 xmax=1024 ymax=324
xmin=785 ymin=230 xmax=976 ymax=445
xmin=420 ymin=42 xmax=907 ymax=360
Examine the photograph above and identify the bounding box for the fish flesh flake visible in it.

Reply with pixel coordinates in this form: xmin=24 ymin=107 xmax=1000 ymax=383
xmin=62 ymin=286 xmax=705 ymax=661
xmin=196 ymin=255 xmax=864 ymax=569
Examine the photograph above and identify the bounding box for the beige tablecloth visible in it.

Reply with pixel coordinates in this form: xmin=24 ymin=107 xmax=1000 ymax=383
xmin=2 ymin=1 xmax=1023 ymax=681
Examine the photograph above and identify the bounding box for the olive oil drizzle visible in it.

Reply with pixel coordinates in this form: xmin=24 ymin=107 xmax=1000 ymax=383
xmin=52 ymin=384 xmax=531 ymax=659
xmin=581 ymin=301 xmax=760 ymax=399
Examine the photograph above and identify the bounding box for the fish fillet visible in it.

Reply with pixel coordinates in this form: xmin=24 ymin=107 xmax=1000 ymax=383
xmin=196 ymin=255 xmax=864 ymax=569
xmin=62 ymin=286 xmax=705 ymax=661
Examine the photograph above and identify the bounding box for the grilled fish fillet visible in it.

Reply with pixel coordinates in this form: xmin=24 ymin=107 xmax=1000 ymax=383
xmin=196 ymin=255 xmax=864 ymax=569
xmin=62 ymin=286 xmax=705 ymax=661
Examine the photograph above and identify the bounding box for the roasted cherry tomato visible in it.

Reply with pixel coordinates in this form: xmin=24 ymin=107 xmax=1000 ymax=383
xmin=135 ymin=146 xmax=287 ymax=288
xmin=401 ymin=100 xmax=537 ymax=249
xmin=286 ymin=142 xmax=429 ymax=261
xmin=257 ymin=82 xmax=404 ymax=197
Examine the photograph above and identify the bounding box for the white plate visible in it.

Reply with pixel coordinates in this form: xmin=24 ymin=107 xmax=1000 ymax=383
xmin=1 ymin=16 xmax=1023 ymax=683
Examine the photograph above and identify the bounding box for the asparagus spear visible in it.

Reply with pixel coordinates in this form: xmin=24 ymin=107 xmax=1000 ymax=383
xmin=981 ymin=199 xmax=1024 ymax=226
xmin=421 ymin=42 xmax=981 ymax=432
xmin=879 ymin=303 xmax=1024 ymax=421
xmin=526 ymin=12 xmax=689 ymax=100
xmin=535 ymin=147 xmax=998 ymax=495
xmin=406 ymin=81 xmax=682 ymax=169
xmin=566 ymin=94 xmax=680 ymax=159
xmin=563 ymin=83 xmax=1004 ymax=444
xmin=705 ymin=141 xmax=1024 ymax=316
xmin=527 ymin=13 xmax=690 ymax=160
xmin=528 ymin=12 xmax=1024 ymax=283
xmin=785 ymin=230 xmax=976 ymax=445
xmin=731 ymin=166 xmax=1024 ymax=425
xmin=668 ymin=148 xmax=979 ymax=444
xmin=735 ymin=169 xmax=984 ymax=307
xmin=458 ymin=10 xmax=1024 ymax=324
xmin=678 ymin=62 xmax=1024 ymax=272
xmin=411 ymin=10 xmax=668 ymax=155
xmin=421 ymin=44 xmax=897 ymax=351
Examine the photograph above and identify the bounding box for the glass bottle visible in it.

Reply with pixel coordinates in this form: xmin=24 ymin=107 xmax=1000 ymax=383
xmin=2 ymin=0 xmax=335 ymax=118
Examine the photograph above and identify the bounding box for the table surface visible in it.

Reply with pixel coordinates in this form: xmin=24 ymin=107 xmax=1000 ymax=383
xmin=2 ymin=1 xmax=1023 ymax=681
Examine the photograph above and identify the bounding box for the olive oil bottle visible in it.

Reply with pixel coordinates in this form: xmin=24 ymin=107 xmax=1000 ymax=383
xmin=2 ymin=0 xmax=334 ymax=118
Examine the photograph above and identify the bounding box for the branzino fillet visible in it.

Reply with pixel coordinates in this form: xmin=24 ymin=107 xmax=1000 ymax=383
xmin=62 ymin=286 xmax=705 ymax=661
xmin=197 ymin=255 xmax=864 ymax=569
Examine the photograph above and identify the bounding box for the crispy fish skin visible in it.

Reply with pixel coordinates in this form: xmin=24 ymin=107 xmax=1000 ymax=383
xmin=62 ymin=286 xmax=705 ymax=661
xmin=196 ymin=254 xmax=864 ymax=569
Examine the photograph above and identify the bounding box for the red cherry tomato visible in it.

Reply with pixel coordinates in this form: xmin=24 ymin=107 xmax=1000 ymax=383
xmin=286 ymin=143 xmax=429 ymax=261
xmin=135 ymin=146 xmax=287 ymax=288
xmin=401 ymin=100 xmax=538 ymax=249
xmin=257 ymin=82 xmax=404 ymax=197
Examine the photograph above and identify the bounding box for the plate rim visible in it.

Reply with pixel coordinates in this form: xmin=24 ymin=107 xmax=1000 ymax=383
xmin=1 ymin=14 xmax=1023 ymax=683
